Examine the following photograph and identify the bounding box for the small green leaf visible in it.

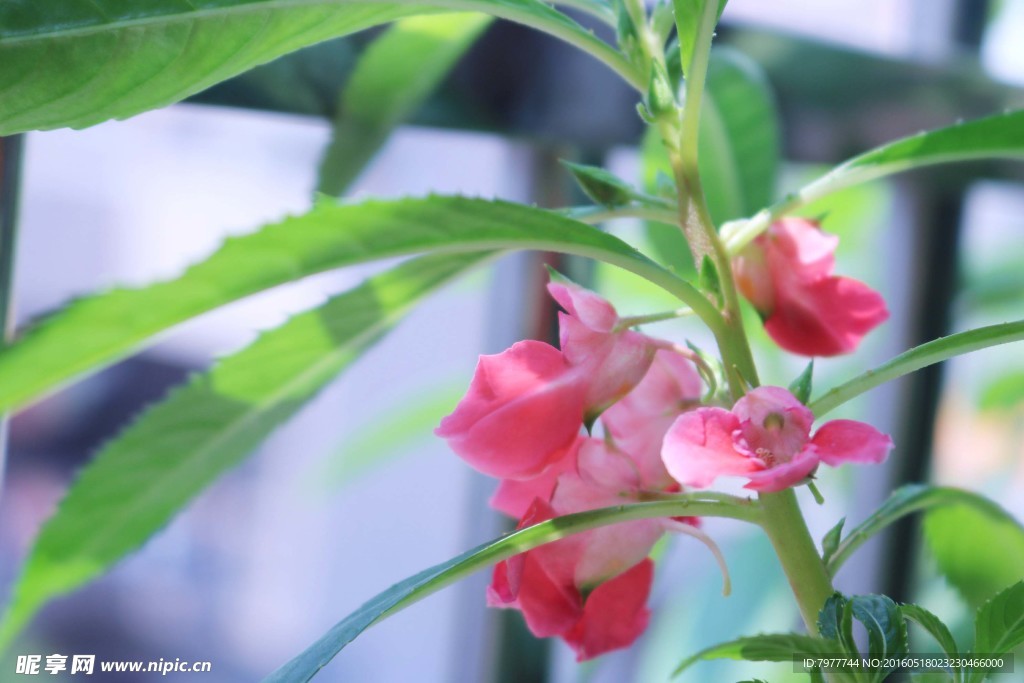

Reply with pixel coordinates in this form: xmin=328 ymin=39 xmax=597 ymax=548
xmin=821 ymin=517 xmax=844 ymax=566
xmin=698 ymin=254 xmax=722 ymax=304
xmin=923 ymin=502 xmax=1024 ymax=609
xmin=978 ymin=371 xmax=1024 ymax=412
xmin=0 ymin=252 xmax=491 ymax=649
xmin=810 ymin=321 xmax=1024 ymax=418
xmin=672 ymin=632 xmax=834 ymax=677
xmin=646 ymin=60 xmax=676 ymax=118
xmin=826 ymin=485 xmax=1015 ymax=577
xmin=317 ymin=14 xmax=492 ymax=196
xmin=789 ymin=361 xmax=814 ymax=405
xmin=562 ymin=161 xmax=638 ymax=207
xmin=973 ymin=582 xmax=1024 ymax=662
xmin=817 ymin=592 xmax=856 ymax=655
xmin=900 ymin=603 xmax=960 ymax=680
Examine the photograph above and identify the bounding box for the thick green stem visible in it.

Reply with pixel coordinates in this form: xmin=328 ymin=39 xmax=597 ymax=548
xmin=759 ymin=489 xmax=835 ymax=635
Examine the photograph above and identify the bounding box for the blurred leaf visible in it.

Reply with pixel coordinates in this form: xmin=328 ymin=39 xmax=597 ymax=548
xmin=0 ymin=252 xmax=491 ymax=648
xmin=699 ymin=48 xmax=779 ymax=225
xmin=672 ymin=633 xmax=834 ymax=677
xmin=318 ymin=383 xmax=465 ymax=488
xmin=810 ymin=320 xmax=1024 ymax=417
xmin=826 ymin=485 xmax=1015 ymax=577
xmin=924 ymin=503 xmax=1024 ymax=609
xmin=672 ymin=0 xmax=728 ymax=77
xmin=977 ymin=371 xmax=1024 ymax=412
xmin=640 ymin=129 xmax=695 ymax=277
xmin=0 ymin=0 xmax=635 ymax=134
xmin=972 ymin=582 xmax=1024 ymax=669
xmin=317 ymin=14 xmax=492 ymax=195
xmin=0 ymin=196 xmax=696 ymax=413
xmin=264 ymin=496 xmax=744 ymax=682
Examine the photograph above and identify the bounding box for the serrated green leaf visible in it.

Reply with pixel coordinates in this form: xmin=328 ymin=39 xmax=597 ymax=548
xmin=317 ymin=13 xmax=492 ymax=196
xmin=0 ymin=196 xmax=705 ymax=414
xmin=817 ymin=592 xmax=856 ymax=655
xmin=810 ymin=321 xmax=1024 ymax=418
xmin=789 ymin=361 xmax=814 ymax=405
xmin=826 ymin=485 xmax=1015 ymax=577
xmin=900 ymin=604 xmax=960 ymax=681
xmin=263 ymin=495 xmax=751 ymax=682
xmin=923 ymin=503 xmax=1024 ymax=609
xmin=562 ymin=161 xmax=638 ymax=207
xmin=698 ymin=48 xmax=779 ymax=226
xmin=0 ymin=252 xmax=491 ymax=648
xmin=0 ymin=0 xmax=638 ymax=134
xmin=973 ymin=582 xmax=1024 ymax=669
xmin=672 ymin=632 xmax=834 ymax=678
xmin=850 ymin=594 xmax=908 ymax=680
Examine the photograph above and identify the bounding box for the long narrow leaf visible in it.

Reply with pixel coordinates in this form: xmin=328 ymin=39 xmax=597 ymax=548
xmin=810 ymin=321 xmax=1024 ymax=417
xmin=264 ymin=495 xmax=757 ymax=682
xmin=0 ymin=196 xmax=710 ymax=413
xmin=0 ymin=0 xmax=638 ymax=134
xmin=723 ymin=110 xmax=1024 ymax=250
xmin=317 ymin=13 xmax=492 ymax=195
xmin=0 ymin=252 xmax=491 ymax=647
xmin=826 ymin=485 xmax=1019 ymax=577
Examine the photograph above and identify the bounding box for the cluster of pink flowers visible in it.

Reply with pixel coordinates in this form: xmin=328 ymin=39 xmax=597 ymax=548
xmin=436 ymin=219 xmax=892 ymax=659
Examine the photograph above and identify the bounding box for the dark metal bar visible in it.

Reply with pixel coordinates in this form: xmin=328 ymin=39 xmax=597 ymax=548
xmin=0 ymin=134 xmax=25 ymax=501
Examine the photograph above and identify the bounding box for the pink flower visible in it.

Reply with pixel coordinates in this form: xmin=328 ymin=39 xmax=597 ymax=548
xmin=487 ymin=498 xmax=654 ymax=661
xmin=733 ymin=218 xmax=889 ymax=356
xmin=548 ymin=279 xmax=656 ymax=415
xmin=436 ymin=340 xmax=587 ymax=479
xmin=662 ymin=386 xmax=893 ymax=492
xmin=602 ymin=349 xmax=703 ymax=490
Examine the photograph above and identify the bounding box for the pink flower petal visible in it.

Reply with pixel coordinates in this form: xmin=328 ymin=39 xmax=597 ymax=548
xmin=743 ymin=448 xmax=819 ymax=492
xmin=662 ymin=408 xmax=761 ymax=489
xmin=765 ymin=276 xmax=890 ymax=357
xmin=490 ymin=442 xmax=578 ymax=517
xmin=547 ymin=280 xmax=618 ymax=333
xmin=734 ymin=386 xmax=814 ymax=461
xmin=437 ymin=340 xmax=587 ymax=479
xmin=812 ymin=419 xmax=894 ymax=466
xmin=564 ymin=559 xmax=654 ymax=661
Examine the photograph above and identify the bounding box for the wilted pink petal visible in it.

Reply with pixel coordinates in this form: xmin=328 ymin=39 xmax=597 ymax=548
xmin=812 ymin=419 xmax=894 ymax=466
xmin=603 ymin=350 xmax=703 ymax=489
xmin=436 ymin=340 xmax=587 ymax=479
xmin=662 ymin=408 xmax=759 ymax=489
xmin=564 ymin=559 xmax=654 ymax=661
xmin=734 ymin=218 xmax=889 ymax=357
xmin=548 ymin=280 xmax=618 ymax=333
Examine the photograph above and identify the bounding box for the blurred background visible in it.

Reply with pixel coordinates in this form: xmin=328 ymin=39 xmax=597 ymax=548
xmin=1 ymin=0 xmax=1023 ymax=680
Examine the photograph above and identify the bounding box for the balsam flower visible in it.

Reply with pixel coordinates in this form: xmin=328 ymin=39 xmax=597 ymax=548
xmin=662 ymin=386 xmax=893 ymax=492
xmin=733 ymin=218 xmax=889 ymax=357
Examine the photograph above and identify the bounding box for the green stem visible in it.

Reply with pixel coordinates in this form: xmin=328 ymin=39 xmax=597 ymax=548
xmin=759 ymin=489 xmax=835 ymax=636
xmin=614 ymin=306 xmax=695 ymax=330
